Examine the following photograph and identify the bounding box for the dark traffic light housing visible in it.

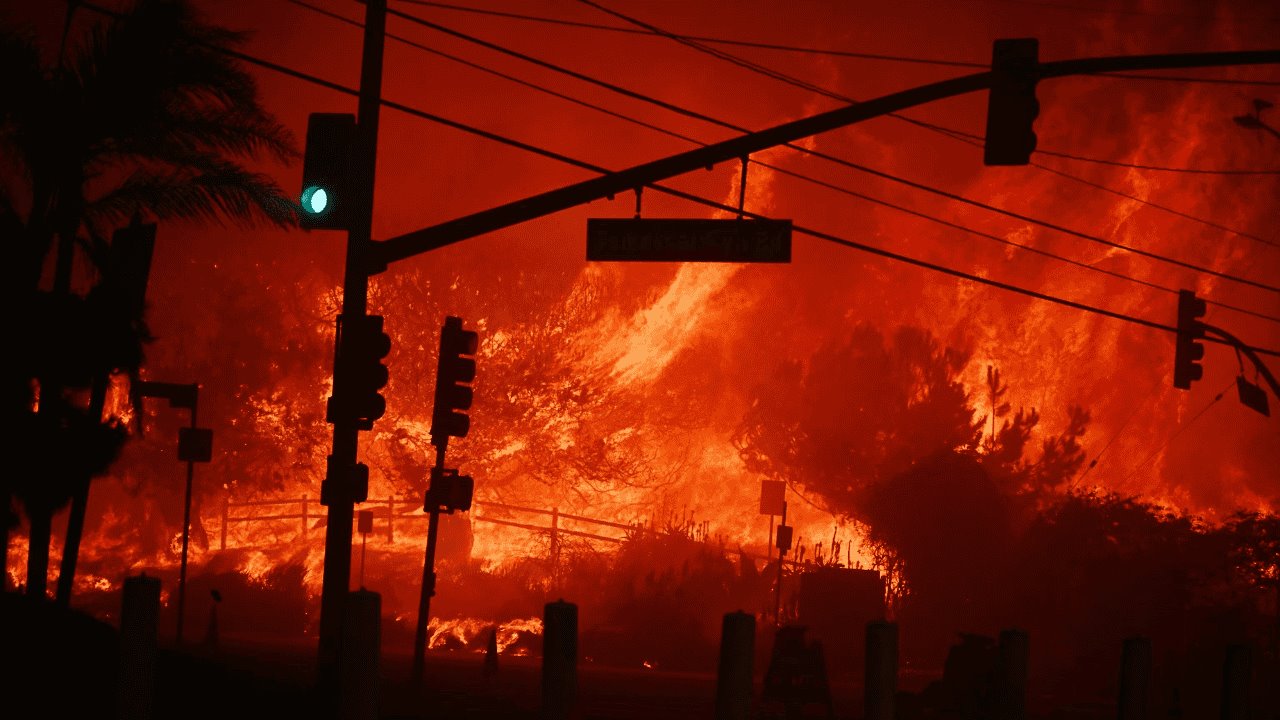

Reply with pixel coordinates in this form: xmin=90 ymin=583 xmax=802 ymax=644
xmin=426 ymin=467 xmax=473 ymax=514
xmin=327 ymin=314 xmax=391 ymax=431
xmin=1173 ymin=290 xmax=1207 ymax=390
xmin=300 ymin=113 xmax=357 ymax=230
xmin=431 ymin=316 xmax=478 ymax=447
xmin=984 ymin=38 xmax=1040 ymax=166
xmin=322 ymin=455 xmax=369 ymax=506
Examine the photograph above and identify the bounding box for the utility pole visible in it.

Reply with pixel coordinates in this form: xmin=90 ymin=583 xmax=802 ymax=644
xmin=317 ymin=0 xmax=385 ymax=692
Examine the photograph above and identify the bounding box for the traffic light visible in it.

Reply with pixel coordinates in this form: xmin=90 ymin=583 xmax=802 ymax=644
xmin=322 ymin=455 xmax=369 ymax=505
xmin=431 ymin=316 xmax=478 ymax=447
xmin=103 ymin=219 xmax=156 ymax=319
xmin=984 ymin=38 xmax=1040 ymax=166
xmin=328 ymin=314 xmax=391 ymax=430
xmin=426 ymin=467 xmax=473 ymax=514
xmin=299 ymin=113 xmax=357 ymax=230
xmin=1173 ymin=289 xmax=1207 ymax=390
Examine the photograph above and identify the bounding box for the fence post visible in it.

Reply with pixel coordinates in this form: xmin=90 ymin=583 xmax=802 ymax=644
xmin=1118 ymin=636 xmax=1151 ymax=720
xmin=550 ymin=507 xmax=560 ymax=588
xmin=302 ymin=495 xmax=309 ymax=540
xmin=220 ymin=496 xmax=228 ymax=550
xmin=386 ymin=496 xmax=394 ymax=543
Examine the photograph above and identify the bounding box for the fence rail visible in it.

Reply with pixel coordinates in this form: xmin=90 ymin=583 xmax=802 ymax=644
xmin=214 ymin=495 xmax=806 ymax=570
xmin=217 ymin=496 xmax=635 ymax=550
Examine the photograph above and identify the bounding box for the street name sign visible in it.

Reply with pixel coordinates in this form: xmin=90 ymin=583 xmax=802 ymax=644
xmin=587 ymin=218 xmax=791 ymax=263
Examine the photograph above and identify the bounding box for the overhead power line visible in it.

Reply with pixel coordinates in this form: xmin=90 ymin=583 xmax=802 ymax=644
xmin=1090 ymin=72 xmax=1280 ymax=87
xmin=389 ymin=2 xmax=1280 ymax=294
xmin=577 ymin=0 xmax=1280 ymax=177
xmin=971 ymin=0 xmax=1280 ymax=24
xmin=386 ymin=4 xmax=1280 ymax=245
xmin=157 ymin=5 xmax=1280 ymax=358
xmin=392 ymin=0 xmax=987 ymax=68
xmin=1119 ymin=379 xmax=1235 ymax=487
xmin=290 ymin=0 xmax=1280 ymax=323
xmin=392 ymin=0 xmax=1280 ymax=86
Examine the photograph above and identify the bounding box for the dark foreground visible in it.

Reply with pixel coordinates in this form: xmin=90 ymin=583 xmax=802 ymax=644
xmin=3 ymin=593 xmax=1275 ymax=719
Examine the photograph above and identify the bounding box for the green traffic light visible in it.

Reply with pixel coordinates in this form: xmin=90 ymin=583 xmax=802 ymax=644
xmin=301 ymin=185 xmax=328 ymax=215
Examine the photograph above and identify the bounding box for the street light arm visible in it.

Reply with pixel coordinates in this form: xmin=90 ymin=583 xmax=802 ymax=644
xmin=373 ymin=48 xmax=1279 ymax=268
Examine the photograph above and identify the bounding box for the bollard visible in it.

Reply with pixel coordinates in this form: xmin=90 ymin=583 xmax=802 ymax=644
xmin=484 ymin=624 xmax=500 ymax=678
xmin=716 ymin=611 xmax=756 ymax=720
xmin=1220 ymin=644 xmax=1251 ymax=720
xmin=865 ymin=621 xmax=898 ymax=720
xmin=1118 ymin=636 xmax=1152 ymax=720
xmin=119 ymin=574 xmax=161 ymax=720
xmin=542 ymin=599 xmax=578 ymax=720
xmin=995 ymin=628 xmax=1029 ymax=720
xmin=340 ymin=590 xmax=381 ymax=720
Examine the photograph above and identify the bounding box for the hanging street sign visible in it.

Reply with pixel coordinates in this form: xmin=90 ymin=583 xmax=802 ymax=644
xmin=587 ymin=218 xmax=792 ymax=263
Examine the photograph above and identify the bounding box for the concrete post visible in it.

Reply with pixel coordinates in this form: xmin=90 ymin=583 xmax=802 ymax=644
xmin=1220 ymin=644 xmax=1251 ymax=720
xmin=542 ymin=599 xmax=578 ymax=720
xmin=715 ymin=611 xmax=755 ymax=720
xmin=118 ymin=574 xmax=160 ymax=720
xmin=340 ymin=589 xmax=381 ymax=720
xmin=1118 ymin=636 xmax=1152 ymax=720
xmin=995 ymin=628 xmax=1029 ymax=720
xmin=865 ymin=620 xmax=898 ymax=720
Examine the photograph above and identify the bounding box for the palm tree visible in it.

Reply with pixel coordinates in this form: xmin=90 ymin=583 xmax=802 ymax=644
xmin=1 ymin=0 xmax=298 ymax=600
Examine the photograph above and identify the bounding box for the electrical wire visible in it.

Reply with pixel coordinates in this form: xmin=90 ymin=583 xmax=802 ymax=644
xmin=77 ymin=0 xmax=1280 ymax=359
xmin=388 ymin=2 xmax=1280 ymax=246
xmin=392 ymin=0 xmax=988 ymax=69
xmin=1071 ymin=374 xmax=1166 ymax=487
xmin=1090 ymin=72 xmax=1280 ymax=87
xmin=392 ymin=0 xmax=1280 ymax=86
xmin=576 ymin=0 xmax=1280 ymax=177
xmin=293 ymin=2 xmax=1280 ymax=321
xmin=1119 ymin=378 xmax=1235 ymax=486
xmin=277 ymin=1 xmax=1280 ymax=322
xmin=968 ymin=0 xmax=1280 ymax=24
xmin=388 ymin=3 xmax=1280 ymax=294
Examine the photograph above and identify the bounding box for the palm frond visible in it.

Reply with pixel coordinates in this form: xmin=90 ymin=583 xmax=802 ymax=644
xmin=88 ymin=161 xmax=299 ymax=230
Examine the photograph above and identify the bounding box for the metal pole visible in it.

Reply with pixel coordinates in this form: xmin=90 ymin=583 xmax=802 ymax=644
xmin=412 ymin=445 xmax=445 ymax=683
xmin=176 ymin=398 xmax=197 ymax=644
xmin=767 ymin=514 xmax=774 ymax=567
xmin=318 ymin=0 xmax=385 ymax=690
xmin=774 ymin=502 xmax=787 ymax=626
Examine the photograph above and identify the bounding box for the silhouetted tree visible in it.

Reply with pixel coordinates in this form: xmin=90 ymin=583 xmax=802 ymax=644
xmin=1 ymin=0 xmax=296 ymax=597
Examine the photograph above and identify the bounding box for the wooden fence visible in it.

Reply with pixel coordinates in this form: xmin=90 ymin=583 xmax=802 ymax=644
xmin=217 ymin=496 xmax=633 ymax=551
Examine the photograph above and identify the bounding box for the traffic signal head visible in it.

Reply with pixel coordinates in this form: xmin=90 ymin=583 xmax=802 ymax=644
xmin=300 ymin=113 xmax=357 ymax=230
xmin=322 ymin=456 xmax=370 ymax=506
xmin=332 ymin=314 xmax=391 ymax=430
xmin=984 ymin=38 xmax=1040 ymax=166
xmin=104 ymin=220 xmax=156 ymax=319
xmin=431 ymin=316 xmax=479 ymax=446
xmin=426 ymin=467 xmax=474 ymax=514
xmin=1173 ymin=289 xmax=1207 ymax=390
